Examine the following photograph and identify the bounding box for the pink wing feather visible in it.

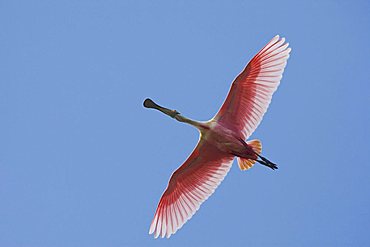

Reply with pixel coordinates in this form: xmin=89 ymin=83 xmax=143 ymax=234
xmin=149 ymin=140 xmax=234 ymax=238
xmin=214 ymin=35 xmax=291 ymax=139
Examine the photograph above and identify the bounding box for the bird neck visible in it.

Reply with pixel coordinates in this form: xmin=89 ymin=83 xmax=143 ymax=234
xmin=174 ymin=114 xmax=204 ymax=129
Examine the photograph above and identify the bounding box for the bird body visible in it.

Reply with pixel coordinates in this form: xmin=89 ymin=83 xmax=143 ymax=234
xmin=197 ymin=120 xmax=255 ymax=158
xmin=144 ymin=35 xmax=291 ymax=238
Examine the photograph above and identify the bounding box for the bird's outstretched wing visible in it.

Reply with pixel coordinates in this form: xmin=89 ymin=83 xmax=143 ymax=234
xmin=214 ymin=35 xmax=291 ymax=139
xmin=149 ymin=139 xmax=234 ymax=238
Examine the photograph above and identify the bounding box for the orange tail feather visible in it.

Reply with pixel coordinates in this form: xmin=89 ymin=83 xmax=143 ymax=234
xmin=237 ymin=139 xmax=262 ymax=171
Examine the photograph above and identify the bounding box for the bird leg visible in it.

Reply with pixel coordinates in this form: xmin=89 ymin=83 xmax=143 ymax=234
xmin=256 ymin=158 xmax=278 ymax=170
xmin=237 ymin=137 xmax=278 ymax=170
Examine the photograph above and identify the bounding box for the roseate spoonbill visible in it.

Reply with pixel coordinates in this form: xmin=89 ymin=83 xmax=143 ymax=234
xmin=144 ymin=35 xmax=291 ymax=238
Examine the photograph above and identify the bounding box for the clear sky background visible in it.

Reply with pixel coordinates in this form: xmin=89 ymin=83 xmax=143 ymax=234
xmin=1 ymin=1 xmax=369 ymax=246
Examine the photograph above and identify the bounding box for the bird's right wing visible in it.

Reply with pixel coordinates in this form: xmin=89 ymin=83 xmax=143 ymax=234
xmin=214 ymin=35 xmax=291 ymax=139
xmin=149 ymin=139 xmax=234 ymax=238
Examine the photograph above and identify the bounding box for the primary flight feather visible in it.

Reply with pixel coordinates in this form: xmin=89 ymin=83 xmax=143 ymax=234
xmin=143 ymin=35 xmax=291 ymax=238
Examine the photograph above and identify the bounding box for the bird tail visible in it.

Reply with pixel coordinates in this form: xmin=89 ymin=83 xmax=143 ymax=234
xmin=237 ymin=139 xmax=262 ymax=171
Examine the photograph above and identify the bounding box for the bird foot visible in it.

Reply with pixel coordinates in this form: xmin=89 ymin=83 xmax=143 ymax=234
xmin=257 ymin=156 xmax=278 ymax=170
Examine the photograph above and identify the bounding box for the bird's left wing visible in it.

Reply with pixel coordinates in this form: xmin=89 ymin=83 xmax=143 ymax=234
xmin=149 ymin=139 xmax=234 ymax=238
xmin=214 ymin=35 xmax=291 ymax=139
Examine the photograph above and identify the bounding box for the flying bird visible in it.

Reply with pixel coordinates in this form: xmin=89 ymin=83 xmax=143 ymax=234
xmin=144 ymin=35 xmax=291 ymax=238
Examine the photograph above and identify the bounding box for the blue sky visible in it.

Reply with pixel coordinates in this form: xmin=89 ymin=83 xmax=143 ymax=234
xmin=1 ymin=0 xmax=369 ymax=246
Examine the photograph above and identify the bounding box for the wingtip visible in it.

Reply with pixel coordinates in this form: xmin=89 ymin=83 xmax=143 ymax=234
xmin=272 ymin=35 xmax=280 ymax=42
xmin=148 ymin=214 xmax=157 ymax=235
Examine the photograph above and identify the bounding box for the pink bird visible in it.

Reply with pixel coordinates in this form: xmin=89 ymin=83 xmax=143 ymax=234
xmin=144 ymin=35 xmax=291 ymax=238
